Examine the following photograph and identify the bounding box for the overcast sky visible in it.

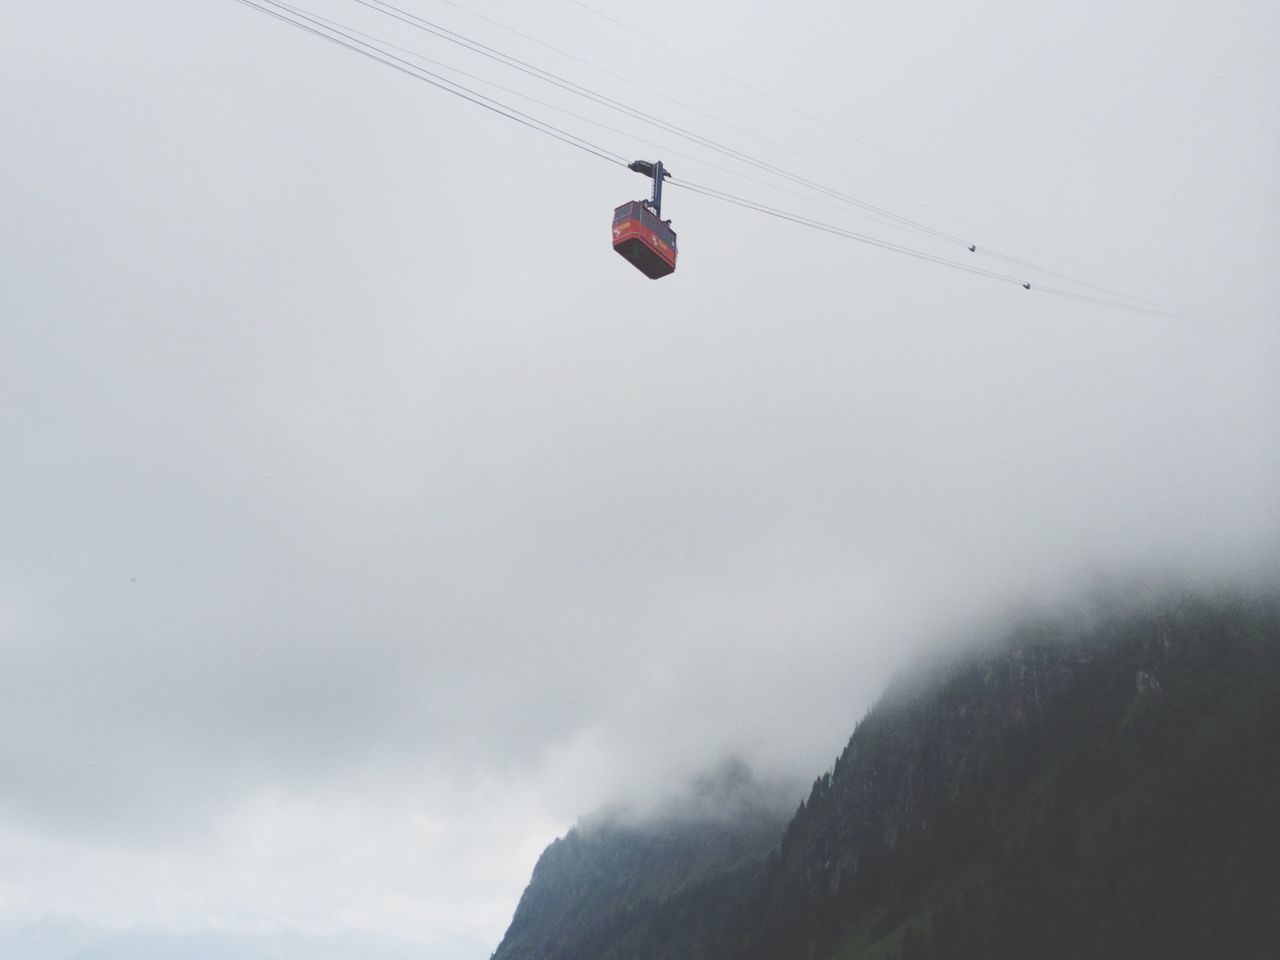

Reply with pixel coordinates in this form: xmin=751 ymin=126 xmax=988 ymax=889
xmin=2 ymin=0 xmax=1278 ymax=956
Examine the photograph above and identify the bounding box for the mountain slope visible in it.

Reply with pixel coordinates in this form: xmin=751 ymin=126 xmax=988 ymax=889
xmin=492 ymin=759 xmax=792 ymax=960
xmin=494 ymin=590 xmax=1280 ymax=960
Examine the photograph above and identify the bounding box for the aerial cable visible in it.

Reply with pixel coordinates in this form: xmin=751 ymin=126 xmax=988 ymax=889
xmin=1018 ymin=283 xmax=1188 ymax=319
xmin=974 ymin=248 xmax=1171 ymax=310
xmin=420 ymin=0 xmax=1162 ymax=300
xmin=355 ymin=1 xmax=1160 ymax=302
xmin=263 ymin=0 xmax=892 ymax=240
xmin=429 ymin=0 xmax=799 ymax=143
xmin=571 ymin=0 xmax=840 ymax=135
xmin=233 ymin=0 xmax=629 ymax=167
xmin=350 ymin=0 xmax=971 ymax=248
xmin=233 ymin=0 xmax=1016 ymax=290
xmin=424 ymin=0 xmax=1012 ymax=243
xmin=426 ymin=0 xmax=1155 ymax=286
xmin=276 ymin=2 xmax=937 ymax=239
xmin=569 ymin=0 xmax=1128 ymax=263
xmin=673 ymin=178 xmax=1187 ymax=317
xmin=265 ymin=0 xmax=690 ymax=159
xmin=644 ymin=148 xmax=943 ymax=237
xmin=671 ymin=179 xmax=1027 ymax=286
xmin=232 ymin=0 xmax=1181 ymax=314
xmin=244 ymin=0 xmax=882 ymax=244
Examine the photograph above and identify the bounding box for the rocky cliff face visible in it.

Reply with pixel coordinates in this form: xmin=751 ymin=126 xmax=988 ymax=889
xmin=781 ymin=636 xmax=1085 ymax=891
xmin=494 ymin=590 xmax=1280 ymax=960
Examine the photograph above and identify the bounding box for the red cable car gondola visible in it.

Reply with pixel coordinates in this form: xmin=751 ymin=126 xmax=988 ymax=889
xmin=612 ymin=160 xmax=677 ymax=279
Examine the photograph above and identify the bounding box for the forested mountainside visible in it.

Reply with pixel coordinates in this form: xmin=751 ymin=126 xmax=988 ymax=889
xmin=494 ymin=590 xmax=1280 ymax=960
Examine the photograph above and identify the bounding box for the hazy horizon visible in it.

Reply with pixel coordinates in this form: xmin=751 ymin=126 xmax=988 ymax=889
xmin=2 ymin=0 xmax=1277 ymax=956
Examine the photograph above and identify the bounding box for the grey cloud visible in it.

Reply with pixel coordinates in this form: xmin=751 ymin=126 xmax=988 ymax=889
xmin=1 ymin=0 xmax=1277 ymax=952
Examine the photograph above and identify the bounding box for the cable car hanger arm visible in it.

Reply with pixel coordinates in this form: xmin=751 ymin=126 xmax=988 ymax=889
xmin=628 ymin=159 xmax=671 ymax=218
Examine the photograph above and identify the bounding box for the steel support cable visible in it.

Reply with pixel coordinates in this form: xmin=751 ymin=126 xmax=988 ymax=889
xmin=235 ymin=0 xmax=926 ymax=246
xmin=352 ymin=0 xmax=970 ymax=247
xmin=430 ymin=0 xmax=835 ymax=151
xmin=424 ymin=0 xmax=1021 ymax=245
xmin=673 ymin=179 xmax=1189 ymax=317
xmin=358 ymin=1 xmax=1159 ymax=303
xmin=1018 ymin=284 xmax=1188 ymax=319
xmin=253 ymin=0 xmax=892 ymax=245
xmin=268 ymin=0 xmax=693 ymax=161
xmin=569 ymin=0 xmax=1133 ymax=265
xmin=645 ymin=151 xmax=940 ymax=237
xmin=275 ymin=3 xmax=933 ymax=239
xmin=232 ymin=1 xmax=1187 ymax=316
xmin=562 ymin=0 xmax=1169 ymax=305
xmin=671 ymin=179 xmax=1027 ymax=286
xmin=243 ymin=0 xmax=1163 ymax=306
xmin=433 ymin=0 xmax=1155 ymax=292
xmin=976 ymin=248 xmax=1170 ymax=310
xmin=234 ymin=0 xmax=1019 ymax=290
xmin=233 ymin=0 xmax=630 ymax=167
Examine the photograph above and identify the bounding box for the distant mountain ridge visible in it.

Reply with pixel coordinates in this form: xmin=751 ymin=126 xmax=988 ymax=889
xmin=493 ymin=589 xmax=1280 ymax=960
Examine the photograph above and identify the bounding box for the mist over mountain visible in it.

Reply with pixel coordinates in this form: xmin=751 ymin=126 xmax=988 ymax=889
xmin=3 ymin=1 xmax=1277 ymax=951
xmin=493 ymin=757 xmax=796 ymax=960
xmin=587 ymin=756 xmax=802 ymax=832
xmin=495 ymin=587 xmax=1280 ymax=960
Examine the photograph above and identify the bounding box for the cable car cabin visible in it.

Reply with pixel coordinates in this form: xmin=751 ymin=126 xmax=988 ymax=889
xmin=612 ymin=201 xmax=677 ymax=279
